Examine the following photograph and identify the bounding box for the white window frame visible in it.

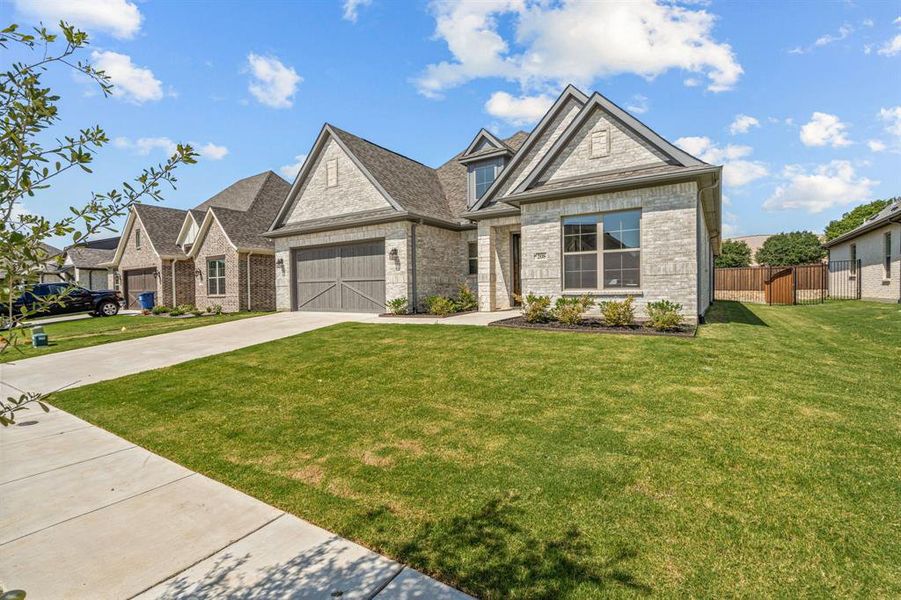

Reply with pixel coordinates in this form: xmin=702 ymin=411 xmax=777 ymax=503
xmin=561 ymin=209 xmax=641 ymax=291
xmin=207 ymin=257 xmax=226 ymax=296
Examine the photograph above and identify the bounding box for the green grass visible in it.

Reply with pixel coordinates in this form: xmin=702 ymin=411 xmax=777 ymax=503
xmin=1 ymin=312 xmax=268 ymax=363
xmin=51 ymin=301 xmax=901 ymax=598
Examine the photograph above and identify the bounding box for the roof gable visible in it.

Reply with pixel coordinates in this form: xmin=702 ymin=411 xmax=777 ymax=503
xmin=512 ymin=92 xmax=706 ymax=195
xmin=469 ymin=84 xmax=589 ymax=212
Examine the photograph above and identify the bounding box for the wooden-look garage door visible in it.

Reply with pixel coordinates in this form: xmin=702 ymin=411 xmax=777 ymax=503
xmin=294 ymin=241 xmax=385 ymax=312
xmin=124 ymin=268 xmax=156 ymax=308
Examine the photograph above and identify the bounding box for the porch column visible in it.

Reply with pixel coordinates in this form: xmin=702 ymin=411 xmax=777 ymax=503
xmin=477 ymin=221 xmax=495 ymax=311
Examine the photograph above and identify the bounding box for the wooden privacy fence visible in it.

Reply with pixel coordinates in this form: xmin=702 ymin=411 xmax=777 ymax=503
xmin=715 ymin=262 xmax=859 ymax=305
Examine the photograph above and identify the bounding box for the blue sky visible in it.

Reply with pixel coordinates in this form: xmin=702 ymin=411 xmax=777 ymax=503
xmin=4 ymin=0 xmax=900 ymax=247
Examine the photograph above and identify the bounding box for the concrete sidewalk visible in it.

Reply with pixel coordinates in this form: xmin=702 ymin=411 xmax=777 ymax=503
xmin=0 ymin=408 xmax=470 ymax=599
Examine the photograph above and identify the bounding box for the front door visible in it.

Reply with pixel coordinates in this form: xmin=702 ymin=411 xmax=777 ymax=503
xmin=511 ymin=233 xmax=521 ymax=305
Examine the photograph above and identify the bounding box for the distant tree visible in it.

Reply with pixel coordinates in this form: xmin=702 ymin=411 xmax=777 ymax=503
xmin=715 ymin=240 xmax=752 ymax=268
xmin=824 ymin=198 xmax=895 ymax=241
xmin=755 ymin=231 xmax=826 ymax=266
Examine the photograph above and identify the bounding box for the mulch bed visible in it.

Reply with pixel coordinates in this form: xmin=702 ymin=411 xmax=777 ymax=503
xmin=378 ymin=310 xmax=478 ymax=319
xmin=490 ymin=316 xmax=696 ymax=337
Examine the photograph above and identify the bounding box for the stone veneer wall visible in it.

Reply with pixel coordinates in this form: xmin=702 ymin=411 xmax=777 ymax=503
xmin=414 ymin=224 xmax=468 ymax=309
xmin=519 ymin=181 xmax=699 ymax=322
xmin=274 ymin=221 xmax=411 ymax=311
xmin=539 ymin=108 xmax=669 ymax=184
xmin=286 ymin=138 xmax=390 ymax=223
xmin=828 ymin=221 xmax=900 ymax=302
xmin=477 ymin=215 xmax=521 ymax=311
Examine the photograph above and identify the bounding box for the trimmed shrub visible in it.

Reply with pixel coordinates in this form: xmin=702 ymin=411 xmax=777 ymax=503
xmin=516 ymin=293 xmax=551 ymax=323
xmin=150 ymin=305 xmax=171 ymax=315
xmin=168 ymin=307 xmax=184 ymax=316
xmin=455 ymin=283 xmax=478 ymax=312
xmin=646 ymin=299 xmax=684 ymax=331
xmin=206 ymin=304 xmax=223 ymax=315
xmin=424 ymin=295 xmax=456 ymax=317
xmin=552 ymin=294 xmax=595 ymax=326
xmin=599 ymin=296 xmax=635 ymax=327
xmin=386 ymin=297 xmax=409 ymax=315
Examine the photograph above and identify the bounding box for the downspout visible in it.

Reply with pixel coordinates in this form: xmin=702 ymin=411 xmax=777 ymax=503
xmin=696 ymin=173 xmax=720 ymax=323
xmin=410 ymin=222 xmax=418 ymax=312
xmin=246 ymin=252 xmax=252 ymax=311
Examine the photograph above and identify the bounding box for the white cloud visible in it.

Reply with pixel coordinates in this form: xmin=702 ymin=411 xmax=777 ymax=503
xmin=683 ymin=77 xmax=701 ymax=87
xmin=280 ymin=154 xmax=308 ymax=179
xmin=197 ymin=143 xmax=229 ymax=160
xmin=484 ymin=91 xmax=554 ymax=125
xmin=14 ymin=0 xmax=142 ymax=39
xmin=91 ymin=51 xmax=163 ymax=104
xmin=626 ymin=94 xmax=649 ymax=115
xmin=415 ymin=0 xmax=743 ymax=99
xmin=342 ymin=0 xmax=372 ymax=22
xmin=799 ymin=112 xmax=851 ymax=147
xmin=878 ymin=34 xmax=901 ymax=56
xmin=790 ymin=24 xmax=853 ymax=54
xmin=246 ymin=53 xmax=302 ymax=109
xmin=763 ymin=161 xmax=877 ymax=214
xmin=675 ymin=136 xmax=768 ymax=187
xmin=879 ymin=105 xmax=901 ymax=138
xmin=729 ymin=114 xmax=760 ymax=135
xmin=867 ymin=139 xmax=886 ymax=152
xmin=115 ymin=137 xmax=228 ymax=160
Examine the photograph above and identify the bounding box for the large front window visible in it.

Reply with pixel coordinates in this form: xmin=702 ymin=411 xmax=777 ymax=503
xmin=207 ymin=258 xmax=226 ymax=295
xmin=562 ymin=209 xmax=641 ymax=290
xmin=474 ymin=163 xmax=496 ymax=199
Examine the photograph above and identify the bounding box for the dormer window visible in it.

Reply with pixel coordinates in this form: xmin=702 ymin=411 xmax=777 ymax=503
xmin=475 ymin=162 xmax=497 ymax=199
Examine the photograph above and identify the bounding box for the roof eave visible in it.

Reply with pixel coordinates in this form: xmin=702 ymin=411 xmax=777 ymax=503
xmin=504 ymin=165 xmax=721 ymax=206
xmin=823 ymin=212 xmax=901 ymax=248
xmin=264 ymin=211 xmax=467 ymax=238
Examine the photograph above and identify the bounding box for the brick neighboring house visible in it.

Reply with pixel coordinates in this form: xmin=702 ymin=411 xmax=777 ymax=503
xmin=267 ymin=85 xmax=722 ymax=322
xmin=824 ymin=199 xmax=901 ymax=303
xmin=110 ymin=171 xmax=290 ymax=310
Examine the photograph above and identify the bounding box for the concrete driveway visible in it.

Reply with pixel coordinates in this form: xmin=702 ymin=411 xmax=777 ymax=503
xmin=0 ymin=408 xmax=469 ymax=599
xmin=0 ymin=310 xmax=496 ymax=598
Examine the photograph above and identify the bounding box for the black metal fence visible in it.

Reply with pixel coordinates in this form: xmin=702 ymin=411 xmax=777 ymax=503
xmin=714 ymin=260 xmax=861 ymax=305
xmin=827 ymin=259 xmax=862 ymax=300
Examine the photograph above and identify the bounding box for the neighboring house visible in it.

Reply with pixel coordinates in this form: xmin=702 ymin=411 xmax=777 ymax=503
xmin=267 ymin=85 xmax=722 ymax=322
xmin=35 ymin=243 xmax=64 ymax=283
xmin=727 ymin=234 xmax=772 ymax=265
xmin=824 ymin=199 xmax=901 ymax=303
xmin=109 ymin=172 xmax=290 ymax=310
xmin=52 ymin=237 xmax=120 ymax=290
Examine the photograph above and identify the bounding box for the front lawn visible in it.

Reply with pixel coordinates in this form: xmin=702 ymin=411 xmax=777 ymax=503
xmin=1 ymin=312 xmax=268 ymax=363
xmin=51 ymin=301 xmax=901 ymax=598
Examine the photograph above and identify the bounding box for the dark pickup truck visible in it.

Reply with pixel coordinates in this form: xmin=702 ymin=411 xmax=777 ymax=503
xmin=2 ymin=283 xmax=123 ymax=320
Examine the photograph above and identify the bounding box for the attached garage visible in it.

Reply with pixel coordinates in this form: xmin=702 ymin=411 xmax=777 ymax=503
xmin=294 ymin=240 xmax=386 ymax=312
xmin=124 ymin=268 xmax=157 ymax=308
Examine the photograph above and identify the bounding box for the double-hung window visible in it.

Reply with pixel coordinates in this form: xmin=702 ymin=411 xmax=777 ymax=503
xmin=468 ymin=242 xmax=478 ymax=275
xmin=885 ymin=232 xmax=893 ymax=279
xmin=562 ymin=209 xmax=640 ymax=290
xmin=207 ymin=257 xmax=226 ymax=296
xmin=473 ymin=163 xmax=496 ymax=200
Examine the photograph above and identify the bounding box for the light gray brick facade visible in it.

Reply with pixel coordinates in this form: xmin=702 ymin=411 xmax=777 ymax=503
xmin=828 ymin=222 xmax=900 ymax=302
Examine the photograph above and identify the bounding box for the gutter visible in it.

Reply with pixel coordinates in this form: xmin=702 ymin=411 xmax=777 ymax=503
xmin=263 ymin=211 xmax=469 ymax=238
xmin=695 ymin=172 xmax=720 ymax=320
xmin=503 ymin=165 xmax=720 ymax=206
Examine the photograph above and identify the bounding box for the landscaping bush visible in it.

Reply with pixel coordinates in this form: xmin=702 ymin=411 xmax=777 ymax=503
xmin=423 ymin=295 xmax=456 ymax=317
xmin=599 ymin=296 xmax=635 ymax=327
xmin=516 ymin=293 xmax=551 ymax=323
xmin=455 ymin=283 xmax=478 ymax=312
xmin=150 ymin=305 xmax=171 ymax=315
xmin=206 ymin=304 xmax=223 ymax=316
xmin=386 ymin=297 xmax=408 ymax=315
xmin=168 ymin=307 xmax=184 ymax=316
xmin=169 ymin=304 xmax=196 ymax=317
xmin=552 ymin=294 xmax=595 ymax=326
xmin=646 ymin=299 xmax=684 ymax=331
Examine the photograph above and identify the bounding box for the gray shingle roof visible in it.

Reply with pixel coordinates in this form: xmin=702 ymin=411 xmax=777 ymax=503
xmin=65 ymin=246 xmax=115 ymax=268
xmin=824 ymin=198 xmax=901 ymax=247
xmin=133 ymin=204 xmax=189 ymax=258
xmin=330 ymin=126 xmax=456 ymax=223
xmin=193 ymin=172 xmax=277 ymax=212
xmin=205 ymin=172 xmax=290 ymax=250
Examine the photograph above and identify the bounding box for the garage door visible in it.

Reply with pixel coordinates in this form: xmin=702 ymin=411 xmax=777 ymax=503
xmin=124 ymin=268 xmax=156 ymax=308
xmin=295 ymin=240 xmax=385 ymax=312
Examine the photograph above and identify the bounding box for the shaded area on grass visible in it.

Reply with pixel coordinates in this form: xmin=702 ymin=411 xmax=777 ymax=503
xmin=705 ymin=300 xmax=768 ymax=326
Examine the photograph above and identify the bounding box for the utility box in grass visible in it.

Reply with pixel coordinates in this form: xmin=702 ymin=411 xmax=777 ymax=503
xmin=32 ymin=333 xmax=49 ymax=347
